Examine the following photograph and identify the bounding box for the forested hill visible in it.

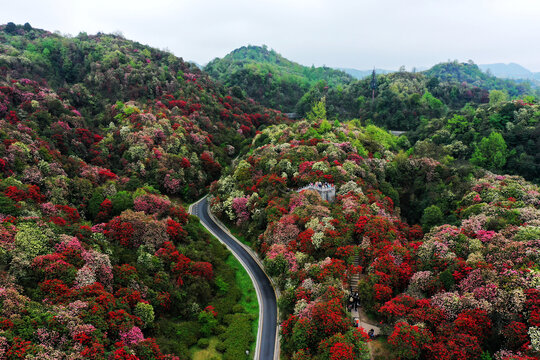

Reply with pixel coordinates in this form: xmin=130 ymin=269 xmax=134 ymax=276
xmin=0 ymin=24 xmax=287 ymax=201
xmin=423 ymin=60 xmax=534 ymax=97
xmin=0 ymin=23 xmax=287 ymax=359
xmin=204 ymin=45 xmax=353 ymax=112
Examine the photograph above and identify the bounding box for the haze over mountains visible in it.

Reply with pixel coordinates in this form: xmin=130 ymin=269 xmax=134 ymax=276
xmin=339 ymin=63 xmax=540 ymax=82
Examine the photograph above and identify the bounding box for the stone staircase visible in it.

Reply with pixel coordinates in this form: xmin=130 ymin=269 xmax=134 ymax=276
xmin=350 ymin=253 xmax=382 ymax=337
xmin=350 ymin=253 xmax=361 ymax=293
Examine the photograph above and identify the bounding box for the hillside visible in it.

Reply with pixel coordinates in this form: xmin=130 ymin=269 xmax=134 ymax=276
xmin=204 ymin=45 xmax=353 ymax=112
xmin=210 ymin=115 xmax=540 ymax=360
xmin=0 ymin=23 xmax=287 ymax=359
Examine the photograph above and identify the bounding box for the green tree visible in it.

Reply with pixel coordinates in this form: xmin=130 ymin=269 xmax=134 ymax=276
xmin=198 ymin=310 xmax=218 ymax=337
xmin=470 ymin=132 xmax=508 ymax=171
xmin=5 ymin=22 xmax=17 ymax=34
xmin=421 ymin=205 xmax=444 ymax=231
xmin=111 ymin=191 xmax=134 ymax=215
xmin=134 ymin=302 xmax=155 ymax=328
xmin=489 ymin=89 xmax=508 ymax=105
xmin=306 ymin=97 xmax=327 ymax=121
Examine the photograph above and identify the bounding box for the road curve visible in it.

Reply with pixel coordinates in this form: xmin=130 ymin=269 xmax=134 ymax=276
xmin=189 ymin=197 xmax=278 ymax=360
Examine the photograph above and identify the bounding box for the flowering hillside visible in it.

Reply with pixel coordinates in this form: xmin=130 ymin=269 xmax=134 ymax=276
xmin=0 ymin=23 xmax=289 ymax=359
xmin=210 ymin=119 xmax=540 ymax=359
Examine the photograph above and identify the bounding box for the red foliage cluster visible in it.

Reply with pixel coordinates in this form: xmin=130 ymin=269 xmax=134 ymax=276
xmin=166 ymin=219 xmax=186 ymax=243
xmin=105 ymin=218 xmax=135 ymax=247
xmin=98 ymin=168 xmax=117 ymax=180
xmin=4 ymin=185 xmax=45 ymax=203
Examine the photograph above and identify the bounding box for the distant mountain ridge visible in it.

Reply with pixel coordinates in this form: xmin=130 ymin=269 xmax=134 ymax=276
xmin=339 ymin=62 xmax=540 ymax=83
xmin=337 ymin=67 xmax=394 ymax=79
xmin=478 ymin=62 xmax=540 ymax=81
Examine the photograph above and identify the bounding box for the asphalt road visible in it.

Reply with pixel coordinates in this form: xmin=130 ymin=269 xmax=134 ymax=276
xmin=190 ymin=197 xmax=278 ymax=360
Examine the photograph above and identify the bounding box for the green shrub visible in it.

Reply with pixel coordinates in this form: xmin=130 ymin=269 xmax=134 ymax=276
xmin=197 ymin=338 xmax=210 ymax=349
xmin=222 ymin=313 xmax=254 ymax=360
xmin=232 ymin=304 xmax=245 ymax=313
xmin=439 ymin=269 xmax=455 ymax=291
xmin=514 ymin=226 xmax=540 ymax=242
xmin=134 ymin=302 xmax=155 ymax=328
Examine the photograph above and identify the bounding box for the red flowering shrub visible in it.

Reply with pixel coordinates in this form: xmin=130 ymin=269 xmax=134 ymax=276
xmin=426 ymin=333 xmax=482 ymax=360
xmin=133 ymin=338 xmax=165 ymax=360
xmin=373 ymin=283 xmax=393 ymax=302
xmin=39 ymin=279 xmax=74 ymax=303
xmin=180 ymin=157 xmax=191 ymax=168
xmin=502 ymin=321 xmax=530 ymax=350
xmin=452 ymin=309 xmax=491 ymax=342
xmin=4 ymin=186 xmax=25 ymax=202
xmin=388 ymin=322 xmax=434 ymax=359
xmin=166 ymin=219 xmax=186 ymax=243
xmin=318 ymin=329 xmax=370 ymax=360
xmin=6 ymin=337 xmax=36 ymax=359
xmin=112 ymin=346 xmax=139 ymax=360
xmin=107 ymin=309 xmax=140 ymax=337
xmin=97 ymin=198 xmax=113 ymax=221
xmin=311 ymin=299 xmax=350 ymax=339
xmin=191 ymin=261 xmax=214 ymax=280
xmin=328 ymin=342 xmax=354 ymax=360
xmin=105 ymin=218 xmax=135 ymax=247
xmin=81 ymin=342 xmax=105 ymax=359
xmin=98 ymin=168 xmax=117 ymax=181
xmin=297 ymin=229 xmax=315 ymax=254
xmin=169 ymin=206 xmax=189 ymax=224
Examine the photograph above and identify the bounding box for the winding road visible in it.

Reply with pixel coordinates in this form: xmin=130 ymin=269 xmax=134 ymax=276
xmin=189 ymin=197 xmax=278 ymax=360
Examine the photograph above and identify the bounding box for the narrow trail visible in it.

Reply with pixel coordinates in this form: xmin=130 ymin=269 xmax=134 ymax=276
xmin=350 ymin=252 xmax=382 ymax=359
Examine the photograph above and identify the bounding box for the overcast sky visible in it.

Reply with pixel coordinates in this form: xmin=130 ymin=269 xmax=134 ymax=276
xmin=3 ymin=0 xmax=540 ymax=71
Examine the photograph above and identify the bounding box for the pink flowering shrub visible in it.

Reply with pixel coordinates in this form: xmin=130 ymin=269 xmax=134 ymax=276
xmin=133 ymin=194 xmax=171 ymax=217
xmin=120 ymin=326 xmax=144 ymax=346
xmin=232 ymin=196 xmax=250 ymax=225
xmin=266 ymin=244 xmax=298 ymax=272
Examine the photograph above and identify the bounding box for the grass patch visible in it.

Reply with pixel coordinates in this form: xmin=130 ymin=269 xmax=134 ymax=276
xmin=371 ymin=337 xmax=392 ymax=360
xmin=225 ymin=254 xmax=259 ymax=355
xmin=190 ymin=337 xmax=222 ymax=360
xmin=220 ymin=313 xmax=255 ymax=360
xmin=225 ymin=255 xmax=259 ymax=317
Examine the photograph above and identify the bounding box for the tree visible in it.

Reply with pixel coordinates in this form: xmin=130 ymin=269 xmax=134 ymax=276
xmin=471 ymin=132 xmax=508 ymax=171
xmin=5 ymin=22 xmax=17 ymax=34
xmin=111 ymin=191 xmax=134 ymax=215
xmin=421 ymin=205 xmax=444 ymax=231
xmin=488 ymin=89 xmax=508 ymax=105
xmin=307 ymin=97 xmax=327 ymax=121
xmin=134 ymin=302 xmax=155 ymax=328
